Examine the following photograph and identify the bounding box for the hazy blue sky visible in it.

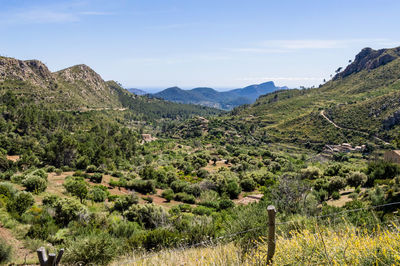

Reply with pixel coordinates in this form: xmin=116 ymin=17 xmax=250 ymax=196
xmin=1 ymin=0 xmax=399 ymax=91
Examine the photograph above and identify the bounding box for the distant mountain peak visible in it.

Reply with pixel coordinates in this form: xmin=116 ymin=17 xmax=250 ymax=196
xmin=154 ymin=81 xmax=286 ymax=110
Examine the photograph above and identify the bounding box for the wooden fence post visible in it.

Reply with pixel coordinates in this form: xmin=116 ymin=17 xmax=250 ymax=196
xmin=37 ymin=247 xmax=64 ymax=266
xmin=267 ymin=205 xmax=276 ymax=265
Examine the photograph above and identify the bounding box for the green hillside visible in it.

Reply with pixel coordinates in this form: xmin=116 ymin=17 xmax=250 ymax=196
xmin=223 ymin=47 xmax=400 ymax=149
xmin=0 ymin=56 xmax=223 ymax=120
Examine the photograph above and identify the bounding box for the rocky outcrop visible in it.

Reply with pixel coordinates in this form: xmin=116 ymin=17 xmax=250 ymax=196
xmin=334 ymin=47 xmax=400 ymax=80
xmin=55 ymin=64 xmax=108 ymax=92
xmin=0 ymin=57 xmax=56 ymax=88
xmin=383 ymin=110 xmax=400 ymax=130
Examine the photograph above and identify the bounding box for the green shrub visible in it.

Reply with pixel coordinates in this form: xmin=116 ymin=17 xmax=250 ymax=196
xmin=55 ymin=169 xmax=63 ymax=176
xmin=226 ymin=180 xmax=241 ymax=199
xmin=88 ymin=187 xmax=107 ymax=202
xmin=192 ymin=206 xmax=213 ymax=215
xmin=184 ymin=184 xmax=202 ymax=197
xmin=109 ymin=219 xmax=140 ymax=238
xmin=22 ymin=175 xmax=47 ymax=194
xmin=366 ymin=161 xmax=400 ymax=186
xmin=143 ymin=196 xmax=153 ymax=203
xmin=53 ymin=198 xmax=86 ymax=226
xmin=126 ymin=179 xmax=155 ymax=194
xmin=174 ymin=192 xmax=196 ymax=204
xmin=30 ymin=169 xmax=48 ymax=180
xmin=240 ymin=178 xmax=257 ymax=192
xmin=128 ymin=228 xmax=180 ymax=251
xmin=347 ymin=171 xmax=367 ymax=187
xmin=0 ymin=238 xmax=12 ymax=264
xmin=0 ymin=182 xmax=17 ymax=199
xmin=327 ymin=176 xmax=346 ymax=194
xmin=90 ymin=173 xmax=103 ymax=183
xmin=301 ymin=166 xmax=321 ymax=180
xmin=6 ymin=191 xmax=34 ymax=215
xmin=218 ymin=198 xmax=234 ymax=210
xmin=113 ymin=194 xmax=139 ymax=212
xmin=161 ymin=189 xmax=174 ymax=202
xmin=63 ymin=232 xmax=118 ymax=265
xmin=86 ymin=165 xmax=98 ymax=173
xmin=170 ymin=180 xmax=189 ymax=193
xmin=332 ymin=191 xmax=341 ymax=200
xmin=124 ymin=204 xmax=168 ymax=229
xmin=111 ymin=171 xmax=124 ymax=178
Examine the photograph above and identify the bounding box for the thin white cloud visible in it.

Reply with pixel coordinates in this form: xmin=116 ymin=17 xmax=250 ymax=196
xmin=1 ymin=3 xmax=114 ymax=24
xmin=231 ymin=38 xmax=397 ymax=53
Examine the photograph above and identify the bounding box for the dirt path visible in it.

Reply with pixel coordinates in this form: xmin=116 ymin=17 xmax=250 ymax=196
xmin=0 ymin=224 xmax=35 ymax=264
xmin=320 ymin=110 xmax=390 ymax=145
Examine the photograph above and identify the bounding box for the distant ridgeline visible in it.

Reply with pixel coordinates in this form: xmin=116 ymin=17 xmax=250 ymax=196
xmin=222 ymin=46 xmax=400 ymax=149
xmin=168 ymin=46 xmax=400 ymax=150
xmin=0 ymin=56 xmax=223 ymax=121
xmin=142 ymin=82 xmax=289 ymax=110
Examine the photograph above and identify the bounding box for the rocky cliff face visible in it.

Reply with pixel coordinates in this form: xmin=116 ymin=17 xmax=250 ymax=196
xmin=0 ymin=57 xmax=56 ymax=88
xmin=334 ymin=47 xmax=400 ymax=80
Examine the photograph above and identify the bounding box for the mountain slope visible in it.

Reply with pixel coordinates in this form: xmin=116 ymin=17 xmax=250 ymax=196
xmin=215 ymin=46 xmax=400 ymax=149
xmin=153 ymin=82 xmax=286 ymax=110
xmin=0 ymin=56 xmax=223 ymax=119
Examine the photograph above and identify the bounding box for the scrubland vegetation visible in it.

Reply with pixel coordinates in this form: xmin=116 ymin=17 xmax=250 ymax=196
xmin=2 ymin=47 xmax=400 ymax=265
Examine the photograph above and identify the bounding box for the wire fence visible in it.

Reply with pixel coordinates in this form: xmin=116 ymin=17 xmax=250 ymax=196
xmin=116 ymin=201 xmax=400 ymax=265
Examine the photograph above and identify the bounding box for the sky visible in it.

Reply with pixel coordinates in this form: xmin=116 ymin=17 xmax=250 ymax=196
xmin=1 ymin=0 xmax=400 ymax=92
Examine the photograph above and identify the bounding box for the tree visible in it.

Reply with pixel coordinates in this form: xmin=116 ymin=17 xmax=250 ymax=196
xmin=64 ymin=177 xmax=88 ymax=203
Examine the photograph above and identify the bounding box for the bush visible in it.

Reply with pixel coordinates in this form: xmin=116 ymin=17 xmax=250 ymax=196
xmin=174 ymin=192 xmax=196 ymax=204
xmin=88 ymin=187 xmax=107 ymax=202
xmin=143 ymin=196 xmax=153 ymax=203
xmin=366 ymin=161 xmax=400 ymax=186
xmin=22 ymin=175 xmax=47 ymax=194
xmin=111 ymin=171 xmax=124 ymax=178
xmin=125 ymin=204 xmax=168 ymax=229
xmin=184 ymin=184 xmax=202 ymax=197
xmin=161 ymin=189 xmax=174 ymax=202
xmin=192 ymin=206 xmax=213 ymax=215
xmin=301 ymin=166 xmax=321 ymax=180
xmin=226 ymin=180 xmax=241 ymax=199
xmin=126 ymin=179 xmax=155 ymax=194
xmin=347 ymin=171 xmax=367 ymax=187
xmin=113 ymin=194 xmax=139 ymax=212
xmin=55 ymin=169 xmax=63 ymax=176
xmin=6 ymin=191 xmax=34 ymax=215
xmin=218 ymin=198 xmax=234 ymax=210
xmin=53 ymin=197 xmax=86 ymax=226
xmin=90 ymin=173 xmax=103 ymax=183
xmin=63 ymin=232 xmax=118 ymax=265
xmin=170 ymin=180 xmax=189 ymax=193
xmin=0 ymin=182 xmax=17 ymax=199
xmin=128 ymin=228 xmax=180 ymax=251
xmin=240 ymin=178 xmax=257 ymax=192
xmin=332 ymin=191 xmax=341 ymax=200
xmin=0 ymin=238 xmax=12 ymax=264
xmin=86 ymin=165 xmax=98 ymax=173
xmin=327 ymin=176 xmax=346 ymax=194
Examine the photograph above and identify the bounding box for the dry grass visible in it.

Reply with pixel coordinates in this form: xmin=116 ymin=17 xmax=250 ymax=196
xmin=112 ymin=223 xmax=400 ymax=265
xmin=113 ymin=242 xmax=242 ymax=266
